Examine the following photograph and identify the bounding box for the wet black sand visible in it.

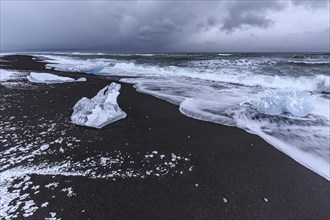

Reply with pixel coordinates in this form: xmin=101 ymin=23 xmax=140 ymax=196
xmin=0 ymin=55 xmax=329 ymax=219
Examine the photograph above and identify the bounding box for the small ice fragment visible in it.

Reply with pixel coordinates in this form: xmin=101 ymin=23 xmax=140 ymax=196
xmin=39 ymin=144 xmax=49 ymax=151
xmin=71 ymin=82 xmax=127 ymax=129
xmin=61 ymin=187 xmax=76 ymax=197
xmin=152 ymin=151 xmax=158 ymax=154
xmin=100 ymin=157 xmax=109 ymax=166
xmin=41 ymin=202 xmax=49 ymax=208
xmin=76 ymin=77 xmax=87 ymax=82
xmin=195 ymin=184 xmax=199 ymax=187
xmin=223 ymin=198 xmax=228 ymax=203
xmin=263 ymin=197 xmax=269 ymax=202
xmin=171 ymin=153 xmax=176 ymax=161
xmin=45 ymin=182 xmax=59 ymax=189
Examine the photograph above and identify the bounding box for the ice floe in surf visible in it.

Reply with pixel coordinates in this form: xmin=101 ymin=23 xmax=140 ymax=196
xmin=256 ymin=89 xmax=315 ymax=117
xmin=36 ymin=54 xmax=110 ymax=74
xmin=27 ymin=72 xmax=86 ymax=84
xmin=218 ymin=53 xmax=233 ymax=56
xmin=71 ymin=82 xmax=126 ymax=128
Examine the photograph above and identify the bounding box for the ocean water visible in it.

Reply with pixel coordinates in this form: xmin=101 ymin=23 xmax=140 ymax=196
xmin=36 ymin=52 xmax=330 ymax=180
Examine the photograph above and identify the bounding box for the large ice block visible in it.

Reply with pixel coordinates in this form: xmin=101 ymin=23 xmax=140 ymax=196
xmin=256 ymin=89 xmax=315 ymax=117
xmin=71 ymin=82 xmax=127 ymax=128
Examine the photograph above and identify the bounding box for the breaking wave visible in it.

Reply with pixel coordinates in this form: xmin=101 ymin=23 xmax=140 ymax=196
xmin=106 ymin=61 xmax=330 ymax=93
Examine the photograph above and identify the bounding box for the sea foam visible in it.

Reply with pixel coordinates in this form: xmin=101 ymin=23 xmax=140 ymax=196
xmin=121 ymin=77 xmax=330 ymax=180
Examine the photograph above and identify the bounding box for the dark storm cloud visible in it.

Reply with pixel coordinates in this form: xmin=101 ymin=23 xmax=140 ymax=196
xmin=0 ymin=0 xmax=329 ymax=52
xmin=137 ymin=18 xmax=182 ymax=42
xmin=196 ymin=16 xmax=220 ymax=32
xmin=220 ymin=1 xmax=285 ymax=32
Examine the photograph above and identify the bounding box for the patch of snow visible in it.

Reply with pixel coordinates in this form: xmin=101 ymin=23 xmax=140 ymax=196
xmin=22 ymin=200 xmax=38 ymax=217
xmin=41 ymin=202 xmax=49 ymax=208
xmin=61 ymin=187 xmax=76 ymax=197
xmin=45 ymin=212 xmax=57 ymax=220
xmin=76 ymin=77 xmax=87 ymax=82
xmin=45 ymin=182 xmax=59 ymax=189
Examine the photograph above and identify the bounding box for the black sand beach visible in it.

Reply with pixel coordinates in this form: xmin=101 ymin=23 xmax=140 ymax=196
xmin=1 ymin=55 xmax=329 ymax=219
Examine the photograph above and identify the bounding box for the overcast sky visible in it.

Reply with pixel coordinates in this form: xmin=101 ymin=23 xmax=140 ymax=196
xmin=1 ymin=0 xmax=329 ymax=53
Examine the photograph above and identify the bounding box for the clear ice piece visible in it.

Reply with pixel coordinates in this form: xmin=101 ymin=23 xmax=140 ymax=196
xmin=71 ymin=82 xmax=127 ymax=128
xmin=256 ymin=89 xmax=315 ymax=117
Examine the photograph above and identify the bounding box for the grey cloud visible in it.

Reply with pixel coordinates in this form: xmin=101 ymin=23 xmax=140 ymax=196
xmin=137 ymin=18 xmax=182 ymax=42
xmin=196 ymin=16 xmax=220 ymax=32
xmin=220 ymin=1 xmax=285 ymax=32
xmin=221 ymin=13 xmax=274 ymax=32
xmin=291 ymin=0 xmax=329 ymax=9
xmin=0 ymin=1 xmax=329 ymax=53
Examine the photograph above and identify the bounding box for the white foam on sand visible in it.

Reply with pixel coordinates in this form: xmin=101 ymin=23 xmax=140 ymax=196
xmin=121 ymin=77 xmax=330 ymax=181
xmin=71 ymin=82 xmax=127 ymax=129
xmin=27 ymin=72 xmax=86 ymax=84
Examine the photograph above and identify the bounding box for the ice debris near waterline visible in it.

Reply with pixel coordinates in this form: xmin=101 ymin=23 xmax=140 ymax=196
xmin=256 ymin=89 xmax=315 ymax=117
xmin=27 ymin=72 xmax=86 ymax=84
xmin=0 ymin=69 xmax=18 ymax=81
xmin=41 ymin=55 xmax=109 ymax=74
xmin=71 ymin=82 xmax=127 ymax=129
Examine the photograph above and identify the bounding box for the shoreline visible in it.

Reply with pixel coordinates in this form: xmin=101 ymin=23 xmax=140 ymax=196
xmin=1 ymin=55 xmax=329 ymax=219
